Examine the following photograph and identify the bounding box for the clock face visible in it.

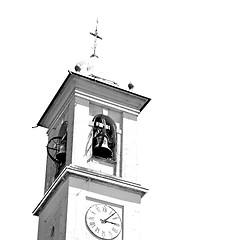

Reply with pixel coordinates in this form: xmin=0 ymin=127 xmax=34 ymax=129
xmin=85 ymin=203 xmax=122 ymax=240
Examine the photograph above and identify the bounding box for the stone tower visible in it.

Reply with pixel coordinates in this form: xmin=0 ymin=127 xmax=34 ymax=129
xmin=33 ymin=43 xmax=151 ymax=240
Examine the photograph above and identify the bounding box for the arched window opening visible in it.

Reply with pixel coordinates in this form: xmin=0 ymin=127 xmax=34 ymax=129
xmin=92 ymin=114 xmax=117 ymax=160
xmin=47 ymin=121 xmax=68 ymax=178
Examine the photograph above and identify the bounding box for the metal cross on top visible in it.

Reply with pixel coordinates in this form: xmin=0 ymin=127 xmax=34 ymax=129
xmin=90 ymin=19 xmax=102 ymax=58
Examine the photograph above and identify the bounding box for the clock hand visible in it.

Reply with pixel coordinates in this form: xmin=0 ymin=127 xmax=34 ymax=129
xmin=103 ymin=212 xmax=116 ymax=222
xmin=105 ymin=220 xmax=120 ymax=225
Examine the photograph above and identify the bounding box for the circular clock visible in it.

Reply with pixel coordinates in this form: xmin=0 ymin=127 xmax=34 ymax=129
xmin=85 ymin=203 xmax=122 ymax=239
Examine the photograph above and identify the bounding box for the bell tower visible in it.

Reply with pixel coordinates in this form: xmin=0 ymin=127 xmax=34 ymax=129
xmin=33 ymin=24 xmax=151 ymax=240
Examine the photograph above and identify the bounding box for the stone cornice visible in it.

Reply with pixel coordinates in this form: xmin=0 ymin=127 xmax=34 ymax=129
xmin=37 ymin=71 xmax=151 ymax=128
xmin=32 ymin=165 xmax=148 ymax=216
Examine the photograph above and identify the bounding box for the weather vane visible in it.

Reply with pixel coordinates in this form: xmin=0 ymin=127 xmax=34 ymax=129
xmin=90 ymin=19 xmax=102 ymax=58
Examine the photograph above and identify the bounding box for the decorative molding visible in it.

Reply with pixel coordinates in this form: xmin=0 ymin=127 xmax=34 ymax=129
xmin=32 ymin=165 xmax=148 ymax=216
xmin=37 ymin=72 xmax=150 ymax=128
xmin=75 ymin=89 xmax=140 ymax=116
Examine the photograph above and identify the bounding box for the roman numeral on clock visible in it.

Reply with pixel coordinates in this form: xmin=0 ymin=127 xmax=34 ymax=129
xmin=108 ymin=231 xmax=113 ymax=238
xmin=102 ymin=205 xmax=107 ymax=212
xmin=109 ymin=210 xmax=115 ymax=216
xmin=112 ymin=227 xmax=118 ymax=234
xmin=95 ymin=205 xmax=101 ymax=212
xmin=89 ymin=222 xmax=95 ymax=228
xmin=90 ymin=210 xmax=96 ymax=215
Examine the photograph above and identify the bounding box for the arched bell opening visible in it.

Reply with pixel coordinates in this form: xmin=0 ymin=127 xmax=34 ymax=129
xmin=47 ymin=121 xmax=68 ymax=178
xmin=92 ymin=114 xmax=117 ymax=161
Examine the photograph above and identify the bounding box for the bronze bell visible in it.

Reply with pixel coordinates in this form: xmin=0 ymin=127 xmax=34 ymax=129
xmin=55 ymin=142 xmax=66 ymax=162
xmin=93 ymin=136 xmax=113 ymax=158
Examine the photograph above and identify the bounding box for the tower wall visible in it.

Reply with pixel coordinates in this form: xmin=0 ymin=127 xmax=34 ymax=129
xmin=34 ymin=72 xmax=150 ymax=240
xmin=37 ymin=179 xmax=69 ymax=240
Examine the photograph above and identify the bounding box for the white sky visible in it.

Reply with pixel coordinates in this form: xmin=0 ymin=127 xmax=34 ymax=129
xmin=1 ymin=0 xmax=240 ymax=239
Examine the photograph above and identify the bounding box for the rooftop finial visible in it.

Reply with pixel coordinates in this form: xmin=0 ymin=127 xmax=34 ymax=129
xmin=90 ymin=19 xmax=102 ymax=58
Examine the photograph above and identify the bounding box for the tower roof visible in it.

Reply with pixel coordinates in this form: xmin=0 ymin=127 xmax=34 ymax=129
xmin=37 ymin=71 xmax=151 ymax=128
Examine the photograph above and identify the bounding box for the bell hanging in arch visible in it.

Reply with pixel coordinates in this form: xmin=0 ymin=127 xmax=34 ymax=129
xmin=93 ymin=136 xmax=113 ymax=159
xmin=55 ymin=142 xmax=66 ymax=162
